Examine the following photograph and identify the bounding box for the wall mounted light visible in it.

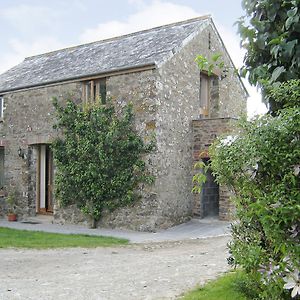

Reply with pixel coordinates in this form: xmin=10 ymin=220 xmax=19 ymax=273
xmin=18 ymin=148 xmax=27 ymax=160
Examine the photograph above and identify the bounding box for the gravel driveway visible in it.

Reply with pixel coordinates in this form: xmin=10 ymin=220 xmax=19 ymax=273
xmin=0 ymin=236 xmax=230 ymax=300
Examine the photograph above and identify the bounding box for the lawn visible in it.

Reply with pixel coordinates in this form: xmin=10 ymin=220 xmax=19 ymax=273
xmin=181 ymin=271 xmax=248 ymax=300
xmin=0 ymin=227 xmax=129 ymax=249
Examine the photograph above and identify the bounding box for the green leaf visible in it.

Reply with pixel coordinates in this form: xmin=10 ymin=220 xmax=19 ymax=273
xmin=267 ymin=6 xmax=277 ymax=22
xmin=287 ymin=7 xmax=297 ymax=17
xmin=285 ymin=16 xmax=294 ymax=30
xmin=256 ymin=35 xmax=266 ymax=50
xmin=271 ymin=66 xmax=285 ymax=82
xmin=268 ymin=37 xmax=282 ymax=46
xmin=270 ymin=45 xmax=280 ymax=59
xmin=284 ymin=40 xmax=298 ymax=57
xmin=240 ymin=67 xmax=247 ymax=78
xmin=211 ymin=53 xmax=222 ymax=62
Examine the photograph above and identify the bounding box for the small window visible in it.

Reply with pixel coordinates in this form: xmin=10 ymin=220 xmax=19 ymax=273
xmin=200 ymin=73 xmax=210 ymax=116
xmin=0 ymin=96 xmax=3 ymax=119
xmin=0 ymin=147 xmax=4 ymax=189
xmin=82 ymin=78 xmax=106 ymax=105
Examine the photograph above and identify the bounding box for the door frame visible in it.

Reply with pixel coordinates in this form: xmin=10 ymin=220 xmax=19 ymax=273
xmin=36 ymin=144 xmax=53 ymax=214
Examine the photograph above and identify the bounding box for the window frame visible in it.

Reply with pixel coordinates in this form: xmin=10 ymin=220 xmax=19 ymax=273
xmin=199 ymin=72 xmax=210 ymax=117
xmin=82 ymin=78 xmax=106 ymax=105
xmin=0 ymin=147 xmax=4 ymax=189
xmin=0 ymin=96 xmax=3 ymax=120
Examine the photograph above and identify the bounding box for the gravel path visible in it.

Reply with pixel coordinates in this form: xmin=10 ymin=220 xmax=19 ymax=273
xmin=0 ymin=236 xmax=230 ymax=300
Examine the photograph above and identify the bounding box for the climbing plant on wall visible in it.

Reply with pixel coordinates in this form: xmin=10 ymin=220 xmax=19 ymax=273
xmin=52 ymin=99 xmax=154 ymax=227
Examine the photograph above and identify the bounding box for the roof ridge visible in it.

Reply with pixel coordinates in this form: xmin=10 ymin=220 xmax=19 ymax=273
xmin=24 ymin=15 xmax=211 ymax=61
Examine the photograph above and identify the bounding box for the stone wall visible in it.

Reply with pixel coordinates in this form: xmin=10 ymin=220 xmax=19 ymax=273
xmin=151 ymin=23 xmax=246 ymax=228
xmin=93 ymin=69 xmax=162 ymax=231
xmin=0 ymin=82 xmax=81 ymax=218
xmin=0 ymin=22 xmax=246 ymax=229
xmin=192 ymin=118 xmax=236 ymax=220
xmin=0 ymin=70 xmax=162 ymax=230
xmin=194 ymin=24 xmax=248 ymax=118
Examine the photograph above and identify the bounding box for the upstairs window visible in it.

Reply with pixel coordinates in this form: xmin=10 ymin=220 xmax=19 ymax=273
xmin=0 ymin=96 xmax=3 ymax=120
xmin=199 ymin=73 xmax=210 ymax=117
xmin=82 ymin=78 xmax=106 ymax=105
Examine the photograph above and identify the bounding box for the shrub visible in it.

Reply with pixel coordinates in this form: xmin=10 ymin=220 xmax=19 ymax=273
xmin=208 ymin=100 xmax=299 ymax=299
xmin=52 ymin=99 xmax=154 ymax=227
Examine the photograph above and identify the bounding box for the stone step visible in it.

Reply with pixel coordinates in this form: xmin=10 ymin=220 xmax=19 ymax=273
xmin=22 ymin=214 xmax=54 ymax=224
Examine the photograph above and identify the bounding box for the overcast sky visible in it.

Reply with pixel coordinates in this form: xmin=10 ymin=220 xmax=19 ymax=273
xmin=0 ymin=0 xmax=267 ymax=116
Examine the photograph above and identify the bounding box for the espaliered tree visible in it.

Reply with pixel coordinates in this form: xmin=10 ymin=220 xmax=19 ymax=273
xmin=52 ymin=99 xmax=154 ymax=228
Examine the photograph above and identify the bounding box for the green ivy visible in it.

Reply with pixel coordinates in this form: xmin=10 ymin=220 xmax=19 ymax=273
xmin=52 ymin=99 xmax=154 ymax=227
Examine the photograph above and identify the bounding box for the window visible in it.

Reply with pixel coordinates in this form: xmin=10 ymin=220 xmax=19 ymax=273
xmin=0 ymin=147 xmax=4 ymax=189
xmin=0 ymin=96 xmax=3 ymax=120
xmin=199 ymin=73 xmax=210 ymax=117
xmin=82 ymin=78 xmax=106 ymax=105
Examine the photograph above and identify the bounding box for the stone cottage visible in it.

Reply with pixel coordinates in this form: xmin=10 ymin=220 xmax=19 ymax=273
xmin=0 ymin=16 xmax=247 ymax=231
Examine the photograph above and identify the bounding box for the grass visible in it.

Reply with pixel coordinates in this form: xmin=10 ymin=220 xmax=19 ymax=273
xmin=0 ymin=227 xmax=129 ymax=249
xmin=181 ymin=271 xmax=249 ymax=300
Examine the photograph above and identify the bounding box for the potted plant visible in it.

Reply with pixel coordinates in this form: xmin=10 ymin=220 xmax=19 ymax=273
xmin=6 ymin=190 xmax=17 ymax=221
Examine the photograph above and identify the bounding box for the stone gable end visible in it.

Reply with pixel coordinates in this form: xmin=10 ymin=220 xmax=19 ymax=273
xmin=0 ymin=17 xmax=246 ymax=231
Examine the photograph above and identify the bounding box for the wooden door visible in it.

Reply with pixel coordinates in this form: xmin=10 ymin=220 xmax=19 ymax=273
xmin=37 ymin=145 xmax=53 ymax=213
xmin=46 ymin=147 xmax=53 ymax=212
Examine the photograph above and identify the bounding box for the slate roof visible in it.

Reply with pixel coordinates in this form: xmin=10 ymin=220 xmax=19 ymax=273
xmin=0 ymin=16 xmax=211 ymax=93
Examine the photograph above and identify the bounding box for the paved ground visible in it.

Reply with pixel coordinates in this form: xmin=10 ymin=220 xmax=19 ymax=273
xmin=0 ymin=218 xmax=232 ymax=299
xmin=0 ymin=236 xmax=231 ymax=300
xmin=0 ymin=217 xmax=230 ymax=243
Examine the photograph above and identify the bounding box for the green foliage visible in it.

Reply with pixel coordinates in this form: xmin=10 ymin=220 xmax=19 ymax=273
xmin=52 ymin=98 xmax=154 ymax=225
xmin=182 ymin=271 xmax=249 ymax=300
xmin=209 ymin=99 xmax=300 ymax=299
xmin=195 ymin=53 xmax=227 ymax=77
xmin=195 ymin=2 xmax=300 ymax=299
xmin=237 ymin=0 xmax=300 ymax=111
xmin=264 ymin=79 xmax=300 ymax=110
xmin=0 ymin=227 xmax=128 ymax=248
xmin=5 ymin=189 xmax=17 ymax=213
xmin=232 ymin=271 xmax=261 ymax=300
xmin=192 ymin=160 xmax=209 ymax=193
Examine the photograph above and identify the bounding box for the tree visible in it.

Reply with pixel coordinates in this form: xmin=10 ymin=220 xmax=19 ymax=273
xmin=237 ymin=0 xmax=300 ymax=112
xmin=209 ymin=102 xmax=300 ymax=299
xmin=193 ymin=2 xmax=300 ymax=298
xmin=52 ymin=99 xmax=154 ymax=228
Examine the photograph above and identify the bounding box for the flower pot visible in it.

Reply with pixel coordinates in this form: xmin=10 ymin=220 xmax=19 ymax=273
xmin=0 ymin=190 xmax=7 ymax=197
xmin=7 ymin=213 xmax=17 ymax=222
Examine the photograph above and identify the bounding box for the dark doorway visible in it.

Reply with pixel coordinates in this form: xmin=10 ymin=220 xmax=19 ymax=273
xmin=201 ymin=168 xmax=219 ymax=217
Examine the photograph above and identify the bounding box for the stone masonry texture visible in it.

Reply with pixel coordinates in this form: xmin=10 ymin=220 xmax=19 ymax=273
xmin=0 ymin=18 xmax=246 ymax=231
xmin=192 ymin=118 xmax=236 ymax=220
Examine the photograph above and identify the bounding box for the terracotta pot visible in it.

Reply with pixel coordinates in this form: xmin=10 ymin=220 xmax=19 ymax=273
xmin=7 ymin=213 xmax=17 ymax=222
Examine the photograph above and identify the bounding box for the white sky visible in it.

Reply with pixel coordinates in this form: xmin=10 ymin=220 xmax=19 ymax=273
xmin=0 ymin=0 xmax=267 ymax=117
